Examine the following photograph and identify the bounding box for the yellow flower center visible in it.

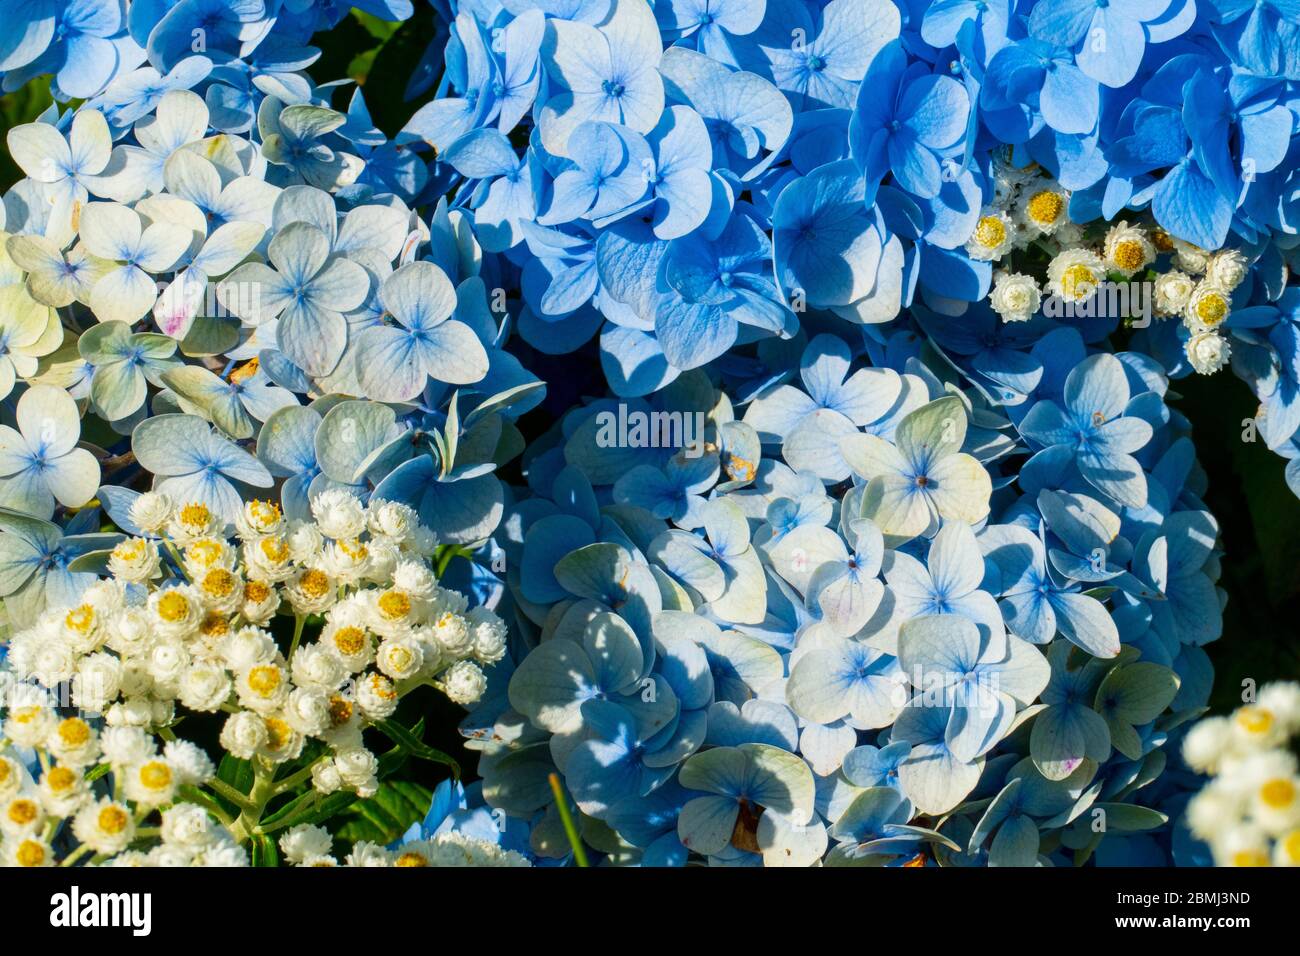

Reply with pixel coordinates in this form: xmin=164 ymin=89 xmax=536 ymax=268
xmin=974 ymin=216 xmax=1006 ymax=249
xmin=202 ymin=568 xmax=237 ymax=599
xmin=298 ymin=569 xmax=330 ymax=599
xmin=1194 ymin=292 xmax=1229 ymax=327
xmin=1026 ymin=190 xmax=1063 ymax=226
xmin=8 ymin=799 xmax=39 ymax=825
xmin=394 ymin=852 xmax=429 ymax=867
xmin=378 ymin=590 xmax=412 ymax=620
xmin=328 ymin=696 xmax=354 ymax=726
xmin=1152 ymin=228 xmax=1174 ymax=252
xmin=179 ymin=502 xmax=211 ymax=527
xmin=98 ymin=805 xmax=130 ymax=835
xmin=187 ymin=539 xmax=224 ymax=568
xmin=15 ymin=840 xmax=45 ymax=867
xmin=1236 ymin=707 xmax=1274 ymax=736
xmin=245 ymin=580 xmax=272 ymax=603
xmin=0 ymin=762 xmax=10 ymax=784
xmin=64 ymin=605 xmax=95 ymax=633
xmin=113 ymin=540 xmax=146 ymax=561
xmin=264 ymin=717 xmax=293 ymax=752
xmin=333 ymin=626 xmax=367 ymax=656
xmin=139 ymin=761 xmax=172 ymax=791
xmin=260 ymin=536 xmax=290 ymax=562
xmin=1112 ymin=240 xmax=1145 ymax=271
xmin=247 ymin=665 xmax=282 ymax=697
xmin=157 ymin=591 xmax=190 ymax=623
xmin=1260 ymin=778 xmax=1296 ymax=809
xmin=1230 ymin=849 xmax=1270 ymax=867
xmin=57 ymin=718 xmax=91 ymax=746
xmin=46 ymin=767 xmax=77 ymax=792
xmin=1061 ymin=264 xmax=1097 ymax=301
xmin=388 ymin=646 xmax=412 ymax=670
xmin=12 ymin=707 xmax=40 ymax=725
xmin=368 ymin=674 xmax=396 ymax=701
xmin=1281 ymin=830 xmax=1300 ymax=865
xmin=200 ymin=613 xmax=230 ymax=638
xmin=339 ymin=538 xmax=368 ymax=560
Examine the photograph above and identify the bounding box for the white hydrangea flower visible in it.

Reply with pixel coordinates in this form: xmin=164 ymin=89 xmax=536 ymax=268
xmin=129 ymin=491 xmax=174 ymax=533
xmin=989 ymin=271 xmax=1041 ymax=323
xmin=965 ymin=208 xmax=1016 ymax=261
xmin=1046 ymin=248 xmax=1105 ymax=302
xmin=109 ymin=537 xmax=162 ymax=583
xmin=148 ymin=585 xmax=204 ymax=640
xmin=1184 ymin=280 xmax=1232 ymax=332
xmin=284 ymin=566 xmax=337 ymax=616
xmin=376 ymin=635 xmax=424 ymax=681
xmin=235 ymin=498 xmax=285 ymax=539
xmin=235 ymin=661 xmax=290 ymax=714
xmin=1206 ymin=248 xmax=1250 ymax=290
xmin=285 ymin=520 xmax=324 ymax=564
xmin=443 ymin=659 xmax=487 ymax=706
xmin=73 ymin=799 xmax=136 ymax=854
xmin=73 ymin=651 xmax=124 ymax=713
xmin=311 ymin=489 xmax=367 ymax=540
xmin=123 ymin=758 xmax=177 ymax=806
xmin=160 ymin=803 xmax=220 ymax=849
xmin=1014 ymin=181 xmax=1070 ymax=238
xmin=368 ymin=499 xmax=417 ymax=542
xmin=39 ymin=765 xmax=89 ymax=817
xmin=163 ymin=740 xmax=215 ymax=785
xmin=167 ymin=500 xmax=223 ymax=545
xmin=345 ymin=840 xmax=393 ymax=867
xmin=3 ymin=835 xmax=54 ymax=867
xmin=1171 ymin=237 xmax=1210 ymax=274
xmin=46 ymin=717 xmax=99 ymax=767
xmin=284 ymin=686 xmax=332 ymax=737
xmin=1153 ymin=269 xmax=1195 ymax=317
xmin=179 ymin=661 xmax=234 ymax=713
xmin=279 ymin=823 xmax=333 ymax=864
xmin=1102 ymin=221 xmax=1154 ymax=276
xmin=356 ymin=672 xmax=399 ymax=719
xmin=5 ymin=703 xmax=57 ymax=748
xmin=1184 ymin=329 xmax=1231 ymax=375
xmin=219 ymin=709 xmax=268 ymax=759
xmin=333 ymin=748 xmax=379 ymax=797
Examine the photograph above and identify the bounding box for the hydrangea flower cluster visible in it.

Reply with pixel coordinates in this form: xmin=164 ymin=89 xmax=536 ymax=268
xmin=0 ymin=489 xmax=506 ymax=866
xmin=465 ymin=340 xmax=1220 ymax=865
xmin=1182 ymin=682 xmax=1300 ymax=867
xmin=0 ymin=0 xmax=414 ymax=103
xmin=0 ymin=0 xmax=1297 ymax=869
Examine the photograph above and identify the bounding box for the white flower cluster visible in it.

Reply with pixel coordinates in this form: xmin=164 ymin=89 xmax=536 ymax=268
xmin=276 ymin=823 xmax=530 ymax=867
xmin=0 ymin=490 xmax=506 ymax=866
xmin=0 ymin=714 xmax=243 ymax=867
xmin=966 ymin=160 xmax=1242 ymax=376
xmin=1183 ymin=682 xmax=1300 ymax=867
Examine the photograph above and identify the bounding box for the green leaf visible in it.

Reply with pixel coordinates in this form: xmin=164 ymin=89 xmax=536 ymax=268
xmin=1095 ymin=802 xmax=1168 ymax=832
xmin=217 ymin=755 xmax=254 ymax=793
xmin=1096 ymin=662 xmax=1180 ymax=726
xmin=259 ymin=790 xmax=323 ymax=832
xmin=374 ymin=718 xmax=460 ymax=777
xmin=334 ymin=780 xmax=431 ymax=845
xmin=251 ymin=832 xmax=280 ymax=867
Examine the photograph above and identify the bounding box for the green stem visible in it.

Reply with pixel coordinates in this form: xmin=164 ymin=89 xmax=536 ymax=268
xmin=272 ymin=757 xmax=325 ymax=796
xmin=435 ymin=545 xmax=470 ymax=578
xmin=208 ymin=777 xmax=258 ymax=814
xmin=547 ymin=773 xmax=589 ymax=868
xmin=227 ymin=761 xmax=278 ymax=845
xmin=59 ymin=844 xmax=93 ymax=868
xmin=286 ymin=614 xmax=306 ymax=663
